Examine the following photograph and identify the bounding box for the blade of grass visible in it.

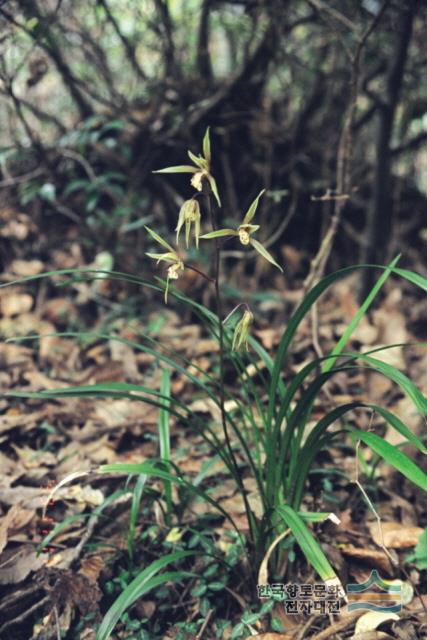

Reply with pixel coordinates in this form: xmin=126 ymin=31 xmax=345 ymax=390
xmin=97 ymin=551 xmax=195 ymax=640
xmin=322 ymin=256 xmax=400 ymax=374
xmin=350 ymin=429 xmax=427 ymax=491
xmin=276 ymin=505 xmax=342 ymax=585
xmin=159 ymin=369 xmax=173 ymax=524
xmin=128 ymin=474 xmax=147 ymax=561
xmin=267 ymin=262 xmax=427 ymax=430
xmin=99 ymin=462 xmax=242 ymax=535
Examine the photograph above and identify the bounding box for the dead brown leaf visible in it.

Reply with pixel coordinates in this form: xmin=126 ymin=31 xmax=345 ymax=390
xmin=79 ymin=555 xmax=107 ymax=582
xmin=0 ymin=504 xmax=35 ymax=553
xmin=368 ymin=521 xmax=424 ymax=549
xmin=108 ymin=339 xmax=139 ymax=379
xmin=0 ymin=545 xmax=47 ymax=584
xmin=250 ymin=634 xmax=294 ymax=640
xmin=10 ymin=259 xmax=44 ymax=277
xmin=1 ymin=293 xmax=33 ymax=317
xmin=43 ymin=297 xmax=78 ymax=326
xmin=340 ymin=544 xmax=395 ymax=574
xmin=0 ymin=343 xmax=33 ymax=369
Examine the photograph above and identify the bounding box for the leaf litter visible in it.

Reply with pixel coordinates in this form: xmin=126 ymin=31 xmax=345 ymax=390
xmin=0 ymin=245 xmax=426 ymax=638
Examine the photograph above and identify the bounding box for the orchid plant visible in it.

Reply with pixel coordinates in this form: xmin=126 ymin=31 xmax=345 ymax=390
xmin=147 ymin=127 xmax=282 ymax=340
xmin=5 ymin=128 xmax=427 ymax=640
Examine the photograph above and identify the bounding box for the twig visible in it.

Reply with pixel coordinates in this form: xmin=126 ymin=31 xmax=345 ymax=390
xmin=303 ymin=1 xmax=391 ymax=358
xmin=53 ymin=605 xmax=61 ymax=640
xmin=195 ymin=608 xmax=214 ymax=639
xmin=0 ymin=595 xmax=51 ymax=636
xmin=309 ymin=609 xmax=366 ymax=640
xmin=50 ymin=198 xmax=81 ymax=223
xmin=60 ymin=148 xmax=97 ymax=182
xmin=294 ymin=613 xmax=321 ymax=640
xmin=0 ymin=167 xmax=44 ymax=187
xmin=354 ymin=411 xmax=397 ymax=569
xmin=307 ymin=0 xmax=357 ymax=32
xmin=304 ymin=0 xmax=391 ymax=294
xmin=184 ymin=263 xmax=215 ymax=283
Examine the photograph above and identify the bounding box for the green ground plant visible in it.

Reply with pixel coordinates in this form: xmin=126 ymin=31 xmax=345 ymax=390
xmin=3 ymin=129 xmax=427 ymax=639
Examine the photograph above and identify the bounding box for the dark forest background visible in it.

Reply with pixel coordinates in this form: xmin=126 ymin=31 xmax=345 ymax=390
xmin=0 ymin=0 xmax=426 ymax=297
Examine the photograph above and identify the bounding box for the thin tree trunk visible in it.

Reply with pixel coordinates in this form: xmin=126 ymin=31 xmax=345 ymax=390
xmin=360 ymin=0 xmax=418 ymax=299
xmin=197 ymin=0 xmax=213 ymax=82
xmin=16 ymin=0 xmax=93 ymax=119
xmin=98 ymin=0 xmax=147 ymax=81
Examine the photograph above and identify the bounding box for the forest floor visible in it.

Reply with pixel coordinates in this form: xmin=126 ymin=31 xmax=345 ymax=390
xmin=0 ymin=205 xmax=426 ymax=640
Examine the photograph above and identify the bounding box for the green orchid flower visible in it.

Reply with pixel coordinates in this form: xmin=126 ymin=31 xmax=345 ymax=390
xmin=145 ymin=226 xmax=184 ymax=303
xmin=232 ymin=309 xmax=254 ymax=351
xmin=175 ymin=199 xmax=201 ymax=248
xmin=200 ymin=190 xmax=283 ymax=272
xmin=153 ymin=128 xmax=221 ymax=207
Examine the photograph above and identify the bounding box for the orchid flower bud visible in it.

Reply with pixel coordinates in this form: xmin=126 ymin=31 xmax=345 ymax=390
xmin=176 ymin=199 xmax=202 ymax=247
xmin=232 ymin=309 xmax=254 ymax=351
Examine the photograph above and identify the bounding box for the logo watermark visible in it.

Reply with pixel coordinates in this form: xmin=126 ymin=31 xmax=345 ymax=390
xmin=347 ymin=570 xmax=402 ymax=613
xmin=257 ymin=571 xmax=402 ymax=615
xmin=257 ymin=583 xmax=341 ymax=614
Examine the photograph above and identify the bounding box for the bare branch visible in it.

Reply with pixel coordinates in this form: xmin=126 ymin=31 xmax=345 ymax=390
xmin=98 ymin=0 xmax=147 ymax=81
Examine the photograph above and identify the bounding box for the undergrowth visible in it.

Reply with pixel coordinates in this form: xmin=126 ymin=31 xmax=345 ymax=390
xmin=2 ymin=128 xmax=427 ymax=639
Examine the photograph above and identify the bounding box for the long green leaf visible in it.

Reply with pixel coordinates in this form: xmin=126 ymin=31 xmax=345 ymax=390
xmin=267 ymin=263 xmax=427 ymax=430
xmin=159 ymin=369 xmax=172 ymax=522
xmin=276 ymin=505 xmax=340 ymax=583
xmin=128 ymin=474 xmax=147 ymax=560
xmin=322 ymin=256 xmax=400 ymax=374
xmin=291 ymin=399 xmax=426 ymax=509
xmin=145 ymin=226 xmax=175 ymax=252
xmin=159 ymin=369 xmax=171 ymax=463
xmin=97 ymin=551 xmax=194 ymax=640
xmin=351 ymin=429 xmax=427 ymax=491
xmin=100 ymin=462 xmax=240 ymax=534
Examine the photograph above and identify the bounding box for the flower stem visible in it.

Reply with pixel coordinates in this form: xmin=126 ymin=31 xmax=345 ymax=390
xmin=205 ymin=188 xmax=256 ymax=549
xmin=184 ymin=263 xmax=215 ymax=283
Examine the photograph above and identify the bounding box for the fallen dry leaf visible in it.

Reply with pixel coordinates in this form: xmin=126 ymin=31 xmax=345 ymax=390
xmin=354 ymin=611 xmax=399 ymax=635
xmin=10 ymin=259 xmax=44 ymax=277
xmin=340 ymin=544 xmax=396 ymax=574
xmin=0 ymin=545 xmax=47 ymax=584
xmin=368 ymin=521 xmax=424 ymax=549
xmin=351 ymin=633 xmax=394 ymax=640
xmin=250 ymin=634 xmax=294 ymax=639
xmin=42 ymin=297 xmax=78 ymax=326
xmin=108 ymin=339 xmax=139 ymax=379
xmin=79 ymin=555 xmax=108 ymax=582
xmin=0 ymin=504 xmax=35 ymax=553
xmin=0 ymin=343 xmax=33 ymax=369
xmin=1 ymin=293 xmax=33 ymax=317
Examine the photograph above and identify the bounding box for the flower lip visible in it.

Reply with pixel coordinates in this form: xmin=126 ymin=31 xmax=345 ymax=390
xmin=238 ymin=223 xmax=260 ymax=245
xmin=167 ymin=262 xmax=184 ymax=280
xmin=191 ymin=170 xmax=208 ymax=192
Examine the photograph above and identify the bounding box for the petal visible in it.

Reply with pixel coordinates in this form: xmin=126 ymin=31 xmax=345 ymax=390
xmin=207 ymin=175 xmax=221 ymax=207
xmin=153 ymin=165 xmax=198 ymax=174
xmin=242 ymin=189 xmax=266 ymax=224
xmin=250 ymin=238 xmax=283 ymax=272
xmin=188 ymin=150 xmax=208 ymax=170
xmin=145 ymin=226 xmax=175 ymax=252
xmin=200 ymin=229 xmax=237 ymax=239
xmin=203 ymin=127 xmax=211 ymax=164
